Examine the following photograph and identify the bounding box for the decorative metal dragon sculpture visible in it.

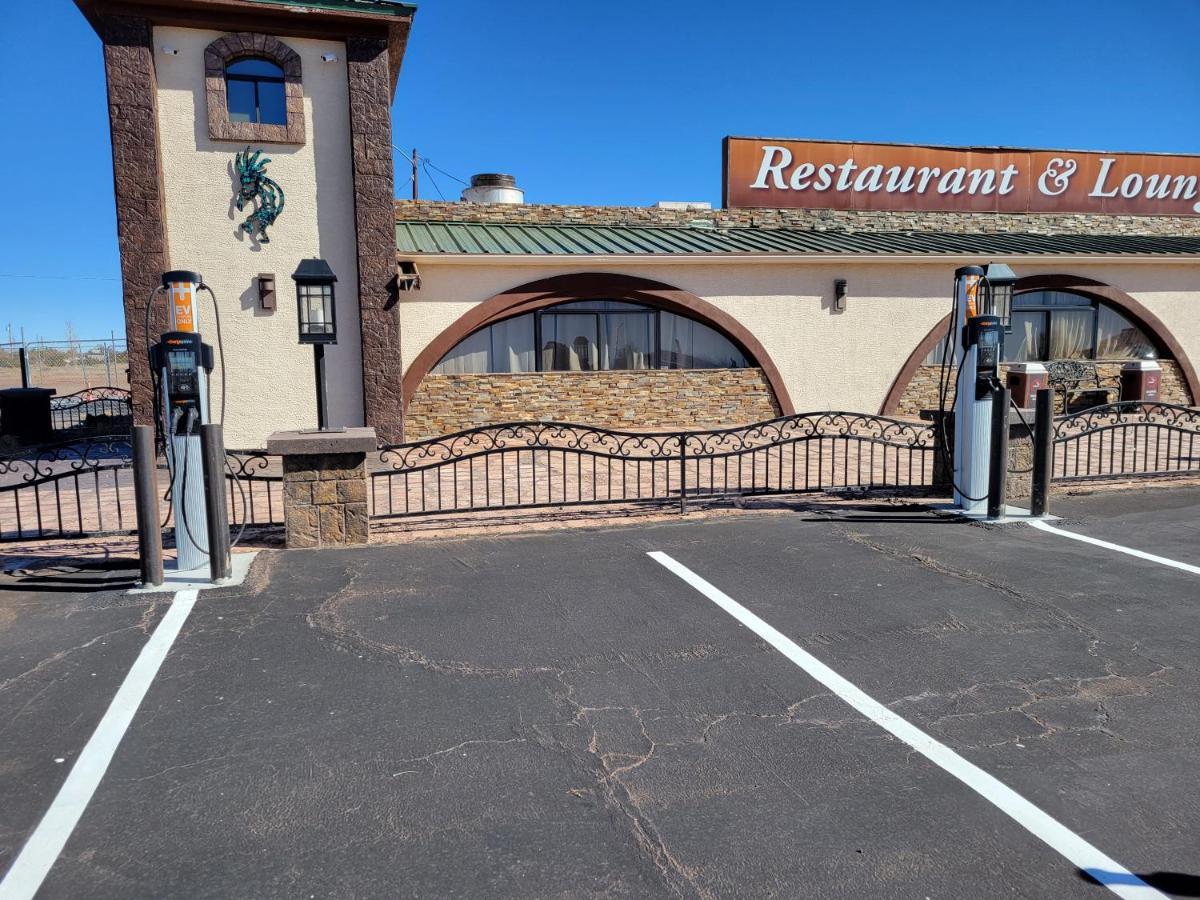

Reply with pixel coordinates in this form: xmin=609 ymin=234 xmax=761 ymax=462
xmin=234 ymin=147 xmax=284 ymax=242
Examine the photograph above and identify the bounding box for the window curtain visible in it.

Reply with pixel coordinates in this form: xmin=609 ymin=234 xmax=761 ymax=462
xmin=541 ymin=314 xmax=597 ymax=371
xmin=600 ymin=313 xmax=653 ymax=370
xmin=1048 ymin=309 xmax=1093 ymax=359
xmin=1095 ymin=306 xmax=1155 ymax=359
xmin=489 ymin=314 xmax=534 ymax=372
xmin=659 ymin=313 xmax=747 ymax=369
xmin=431 ymin=328 xmax=489 ymax=374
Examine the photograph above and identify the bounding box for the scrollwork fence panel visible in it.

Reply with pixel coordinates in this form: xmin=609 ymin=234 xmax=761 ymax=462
xmin=0 ymin=435 xmax=136 ymax=541
xmin=48 ymin=387 xmax=132 ymax=437
xmin=1 ymin=440 xmax=283 ymax=543
xmin=371 ymin=413 xmax=936 ymax=521
xmin=1054 ymin=402 xmax=1200 ymax=481
xmin=224 ymin=449 xmax=284 ymax=528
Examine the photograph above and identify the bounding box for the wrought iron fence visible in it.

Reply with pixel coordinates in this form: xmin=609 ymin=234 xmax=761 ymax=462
xmin=371 ymin=412 xmax=936 ymax=522
xmin=225 ymin=449 xmax=284 ymax=528
xmin=0 ymin=434 xmax=136 ymax=541
xmin=0 ymin=438 xmax=283 ymax=543
xmin=49 ymin=387 xmax=132 ymax=437
xmin=1054 ymin=402 xmax=1200 ymax=481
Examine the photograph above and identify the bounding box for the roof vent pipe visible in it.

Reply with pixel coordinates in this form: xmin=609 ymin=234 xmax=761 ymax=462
xmin=461 ymin=173 xmax=524 ymax=205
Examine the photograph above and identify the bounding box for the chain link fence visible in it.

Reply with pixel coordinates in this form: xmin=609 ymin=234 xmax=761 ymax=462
xmin=0 ymin=337 xmax=129 ymax=394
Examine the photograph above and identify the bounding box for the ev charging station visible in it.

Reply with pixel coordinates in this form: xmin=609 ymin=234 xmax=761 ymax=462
xmin=946 ymin=263 xmax=1018 ymax=518
xmin=141 ymin=270 xmax=232 ymax=583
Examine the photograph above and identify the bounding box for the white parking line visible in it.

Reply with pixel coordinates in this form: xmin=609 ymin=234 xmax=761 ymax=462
xmin=0 ymin=590 xmax=199 ymax=900
xmin=1029 ymin=518 xmax=1200 ymax=576
xmin=647 ymin=551 xmax=1165 ymax=900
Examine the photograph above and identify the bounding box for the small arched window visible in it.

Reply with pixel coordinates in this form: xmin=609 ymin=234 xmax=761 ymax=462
xmin=431 ymin=300 xmax=752 ymax=375
xmin=225 ymin=57 xmax=286 ymax=126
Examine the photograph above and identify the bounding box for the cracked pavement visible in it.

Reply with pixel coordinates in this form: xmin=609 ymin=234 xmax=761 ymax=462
xmin=2 ymin=487 xmax=1200 ymax=898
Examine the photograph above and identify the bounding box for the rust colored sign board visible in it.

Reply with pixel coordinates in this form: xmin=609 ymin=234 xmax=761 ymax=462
xmin=723 ymin=137 xmax=1200 ymax=216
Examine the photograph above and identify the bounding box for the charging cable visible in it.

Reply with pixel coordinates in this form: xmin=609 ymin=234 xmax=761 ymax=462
xmin=178 ymin=408 xmax=211 ymax=556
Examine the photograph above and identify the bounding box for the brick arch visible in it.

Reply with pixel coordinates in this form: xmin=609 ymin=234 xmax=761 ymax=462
xmin=401 ymin=272 xmax=795 ymax=415
xmin=204 ymin=33 xmax=305 ymax=144
xmin=880 ymin=273 xmax=1199 ymax=415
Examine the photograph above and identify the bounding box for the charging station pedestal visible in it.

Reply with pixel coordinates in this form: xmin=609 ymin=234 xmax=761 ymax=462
xmin=157 ymin=272 xmax=212 ymax=573
xmin=952 ymin=268 xmax=990 ymax=515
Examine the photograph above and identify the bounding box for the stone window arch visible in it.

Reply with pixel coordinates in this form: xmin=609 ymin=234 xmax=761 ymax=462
xmin=204 ymin=33 xmax=305 ymax=144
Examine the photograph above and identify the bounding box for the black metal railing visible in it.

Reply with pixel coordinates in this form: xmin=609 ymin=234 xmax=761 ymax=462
xmin=224 ymin=449 xmax=284 ymax=528
xmin=0 ymin=438 xmax=283 ymax=543
xmin=371 ymin=412 xmax=936 ymax=522
xmin=1054 ymin=402 xmax=1200 ymax=481
xmin=49 ymin=387 xmax=132 ymax=437
xmin=0 ymin=434 xmax=136 ymax=541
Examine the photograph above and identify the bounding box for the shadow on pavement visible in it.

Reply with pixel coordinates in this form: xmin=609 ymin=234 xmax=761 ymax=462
xmin=1079 ymin=868 xmax=1200 ymax=897
xmin=0 ymin=559 xmax=139 ymax=593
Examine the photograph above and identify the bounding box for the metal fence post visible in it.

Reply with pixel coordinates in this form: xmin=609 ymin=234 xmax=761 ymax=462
xmin=679 ymin=433 xmax=687 ymax=515
xmin=18 ymin=346 xmax=30 ymax=388
xmin=132 ymin=425 xmax=164 ymax=587
xmin=1030 ymin=388 xmax=1053 ymax=517
xmin=987 ymin=387 xmax=1010 ymax=520
xmin=200 ymin=423 xmax=232 ymax=581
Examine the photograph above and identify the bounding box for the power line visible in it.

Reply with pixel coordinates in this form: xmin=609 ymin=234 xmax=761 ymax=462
xmin=424 ymin=159 xmax=469 ymax=187
xmin=421 ymin=160 xmax=447 ymax=201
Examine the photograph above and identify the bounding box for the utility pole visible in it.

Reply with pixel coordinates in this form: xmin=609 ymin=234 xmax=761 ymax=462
xmin=412 ymin=147 xmax=419 ymax=200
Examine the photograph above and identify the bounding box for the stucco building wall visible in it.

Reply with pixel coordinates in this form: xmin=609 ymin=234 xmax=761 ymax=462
xmin=398 ymin=259 xmax=1200 ymax=426
xmin=154 ymin=26 xmax=363 ymax=448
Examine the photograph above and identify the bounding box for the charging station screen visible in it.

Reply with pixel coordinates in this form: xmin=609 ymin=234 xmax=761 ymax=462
xmin=168 ymin=350 xmax=195 ymax=373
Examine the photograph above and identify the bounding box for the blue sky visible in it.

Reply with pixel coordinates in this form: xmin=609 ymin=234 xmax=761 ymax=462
xmin=3 ymin=0 xmax=1199 ymax=342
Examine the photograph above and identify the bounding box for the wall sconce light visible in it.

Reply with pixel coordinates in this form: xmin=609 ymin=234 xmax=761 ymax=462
xmin=161 ymin=45 xmax=179 ymax=56
xmin=833 ymin=278 xmax=848 ymax=312
xmin=257 ymin=273 xmax=276 ymax=309
xmin=321 ymin=52 xmax=338 ymax=63
xmin=396 ymin=260 xmax=421 ymax=292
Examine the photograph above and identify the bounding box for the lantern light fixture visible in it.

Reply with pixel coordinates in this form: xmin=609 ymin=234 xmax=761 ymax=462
xmin=292 ymin=258 xmax=338 ymax=345
xmin=980 ymin=262 xmax=1017 ymax=330
xmin=292 ymin=259 xmax=339 ymax=430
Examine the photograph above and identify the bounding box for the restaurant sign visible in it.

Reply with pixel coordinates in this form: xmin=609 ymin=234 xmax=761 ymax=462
xmin=723 ymin=137 xmax=1200 ymax=216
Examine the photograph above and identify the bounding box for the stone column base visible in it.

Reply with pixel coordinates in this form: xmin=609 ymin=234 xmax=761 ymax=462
xmin=267 ymin=428 xmax=377 ymax=549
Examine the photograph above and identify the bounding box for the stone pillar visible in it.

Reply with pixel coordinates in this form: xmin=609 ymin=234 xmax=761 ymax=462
xmin=266 ymin=428 xmax=376 ymax=549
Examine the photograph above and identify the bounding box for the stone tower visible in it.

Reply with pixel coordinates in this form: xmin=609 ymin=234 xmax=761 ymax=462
xmin=74 ymin=0 xmax=414 ymax=445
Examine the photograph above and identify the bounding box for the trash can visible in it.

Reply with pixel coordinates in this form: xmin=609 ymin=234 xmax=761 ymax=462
xmin=1120 ymin=360 xmax=1162 ymax=403
xmin=1006 ymin=363 xmax=1048 ymax=409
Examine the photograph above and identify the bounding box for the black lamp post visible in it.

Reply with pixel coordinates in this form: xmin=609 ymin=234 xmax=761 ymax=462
xmin=980 ymin=262 xmax=1017 ymax=330
xmin=292 ymin=258 xmax=337 ymax=430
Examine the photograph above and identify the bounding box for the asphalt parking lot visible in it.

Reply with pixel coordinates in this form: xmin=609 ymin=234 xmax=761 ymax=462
xmin=2 ymin=487 xmax=1200 ymax=899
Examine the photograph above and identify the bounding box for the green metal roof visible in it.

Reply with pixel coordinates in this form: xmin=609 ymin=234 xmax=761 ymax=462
xmin=396 ymin=220 xmax=1200 ymax=257
xmin=247 ymin=0 xmax=415 ymax=17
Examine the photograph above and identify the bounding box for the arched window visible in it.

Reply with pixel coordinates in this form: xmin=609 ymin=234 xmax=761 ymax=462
xmin=1005 ymin=290 xmax=1159 ymax=362
xmin=923 ymin=290 xmax=1163 ymax=365
xmin=225 ymin=58 xmax=286 ymax=126
xmin=432 ymin=299 xmax=751 ymax=375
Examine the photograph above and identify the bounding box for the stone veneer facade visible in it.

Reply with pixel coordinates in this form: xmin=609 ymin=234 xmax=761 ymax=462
xmin=405 ymin=369 xmax=781 ymax=439
xmin=96 ymin=14 xmax=172 ymax=430
xmin=282 ymin=453 xmax=369 ymax=547
xmin=395 ymin=199 xmax=1200 ymax=237
xmin=892 ymin=360 xmax=1194 ymax=419
xmin=348 ymin=37 xmax=404 ymax=444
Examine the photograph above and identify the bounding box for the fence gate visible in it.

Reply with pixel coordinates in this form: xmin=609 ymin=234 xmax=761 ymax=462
xmin=1 ymin=437 xmax=285 ymax=543
xmin=1054 ymin=402 xmax=1200 ymax=482
xmin=0 ymin=435 xmax=137 ymax=542
xmin=371 ymin=412 xmax=936 ymax=524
